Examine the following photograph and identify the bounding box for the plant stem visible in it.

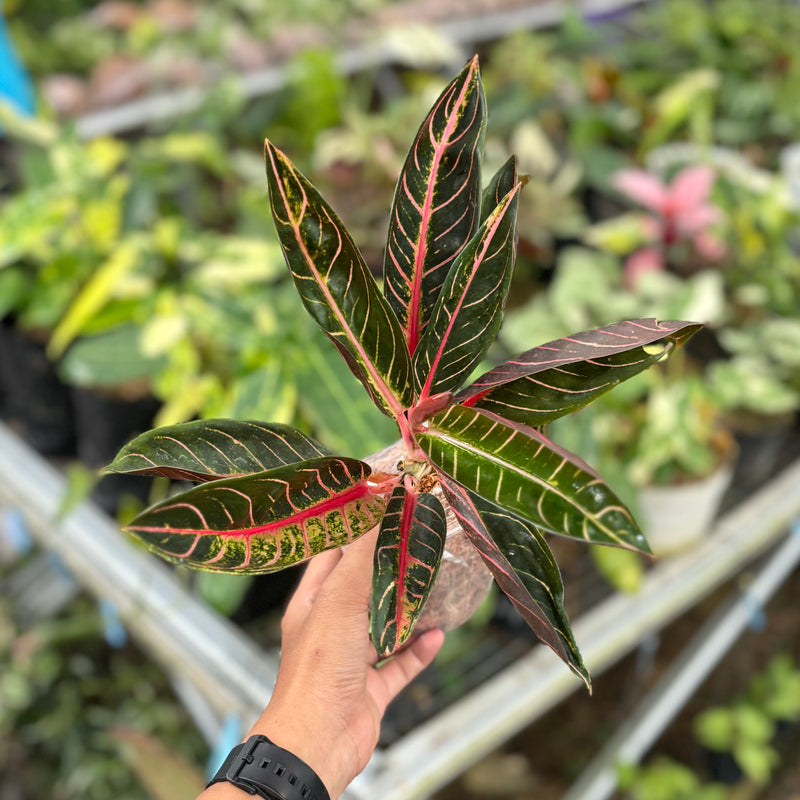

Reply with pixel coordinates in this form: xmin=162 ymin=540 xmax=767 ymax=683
xmin=396 ymin=411 xmax=419 ymax=457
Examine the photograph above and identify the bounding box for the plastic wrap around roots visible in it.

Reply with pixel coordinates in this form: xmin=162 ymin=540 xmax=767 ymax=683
xmin=365 ymin=442 xmax=493 ymax=633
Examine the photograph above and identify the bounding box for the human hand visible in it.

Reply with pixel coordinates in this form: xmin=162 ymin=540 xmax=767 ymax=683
xmin=200 ymin=530 xmax=445 ymax=799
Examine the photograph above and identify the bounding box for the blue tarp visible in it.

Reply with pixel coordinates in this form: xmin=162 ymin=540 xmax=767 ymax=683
xmin=0 ymin=8 xmax=35 ymax=119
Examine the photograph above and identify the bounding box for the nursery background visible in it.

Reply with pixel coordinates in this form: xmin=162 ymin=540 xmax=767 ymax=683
xmin=1 ymin=0 xmax=799 ymax=798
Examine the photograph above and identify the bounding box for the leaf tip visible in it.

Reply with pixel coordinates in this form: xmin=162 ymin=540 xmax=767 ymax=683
xmin=567 ymin=642 xmax=592 ymax=692
xmin=263 ymin=139 xmax=290 ymax=175
xmin=632 ymin=531 xmax=654 ymax=557
xmin=656 ymin=318 xmax=704 ymax=346
xmin=456 ymin=53 xmax=482 ymax=87
xmin=103 ymin=452 xmax=134 ymax=476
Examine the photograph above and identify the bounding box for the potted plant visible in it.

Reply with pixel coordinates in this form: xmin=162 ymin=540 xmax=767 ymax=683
xmin=614 ymin=142 xmax=800 ymax=491
xmin=107 ymin=57 xmax=700 ymax=686
xmin=0 ymin=104 xmax=104 ymax=454
xmin=706 ymin=149 xmax=800 ymax=479
xmin=0 ymin=106 xmax=231 ymax=455
xmin=586 ymin=161 xmax=727 ymax=288
xmin=624 ymin=372 xmax=737 ymax=557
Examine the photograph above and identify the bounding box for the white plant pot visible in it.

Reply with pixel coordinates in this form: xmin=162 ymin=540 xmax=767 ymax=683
xmin=638 ymin=460 xmax=736 ymax=557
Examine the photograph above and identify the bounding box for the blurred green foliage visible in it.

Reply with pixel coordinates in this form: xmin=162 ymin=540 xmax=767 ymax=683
xmin=619 ymin=652 xmax=800 ymax=797
xmin=0 ymin=595 xmax=207 ymax=800
xmin=1 ymin=2 xmax=800 ymax=793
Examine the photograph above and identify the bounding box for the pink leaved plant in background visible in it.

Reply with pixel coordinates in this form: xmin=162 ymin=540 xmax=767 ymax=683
xmin=612 ymin=165 xmax=726 ymax=286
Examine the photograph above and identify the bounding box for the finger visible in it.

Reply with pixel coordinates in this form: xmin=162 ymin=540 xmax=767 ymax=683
xmin=368 ymin=628 xmax=445 ymax=715
xmin=298 ymin=548 xmax=342 ymax=596
xmin=325 ymin=528 xmax=379 ymax=607
xmin=282 ymin=549 xmax=342 ymax=630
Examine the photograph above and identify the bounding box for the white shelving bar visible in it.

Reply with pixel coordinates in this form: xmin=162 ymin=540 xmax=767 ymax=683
xmin=0 ymin=421 xmax=278 ymax=728
xmin=75 ymin=0 xmax=648 ymax=139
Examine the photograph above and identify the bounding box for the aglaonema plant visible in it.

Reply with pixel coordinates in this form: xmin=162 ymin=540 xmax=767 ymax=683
xmin=108 ymin=56 xmax=700 ymax=687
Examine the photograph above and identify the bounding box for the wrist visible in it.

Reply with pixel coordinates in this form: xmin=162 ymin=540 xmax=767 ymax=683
xmin=248 ymin=712 xmax=355 ymax=800
xmin=206 ymin=734 xmax=331 ymax=800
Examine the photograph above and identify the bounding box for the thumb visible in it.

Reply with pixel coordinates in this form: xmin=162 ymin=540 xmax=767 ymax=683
xmin=369 ymin=628 xmax=445 ymax=715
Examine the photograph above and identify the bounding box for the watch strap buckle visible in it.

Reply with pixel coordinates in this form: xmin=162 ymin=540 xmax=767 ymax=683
xmin=226 ymin=735 xmax=268 ymax=795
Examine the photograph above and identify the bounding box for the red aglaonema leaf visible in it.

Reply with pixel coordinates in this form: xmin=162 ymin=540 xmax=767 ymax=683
xmin=383 ymin=55 xmax=487 ymax=353
xmin=265 ymin=140 xmax=413 ymax=417
xmin=107 ymin=419 xmax=330 ymax=482
xmin=125 ymin=457 xmax=387 ymax=573
xmin=371 ymin=484 xmax=447 ymax=656
xmin=458 ymin=319 xmax=702 ymax=426
xmin=438 ymin=476 xmax=590 ymax=688
xmin=412 ymin=182 xmax=520 ymax=398
xmin=418 ymin=403 xmax=650 ymax=553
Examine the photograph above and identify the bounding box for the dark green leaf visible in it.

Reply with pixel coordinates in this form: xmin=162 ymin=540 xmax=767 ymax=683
xmin=418 ymin=404 xmax=650 ymax=553
xmin=383 ymin=56 xmax=487 ymax=353
xmin=126 ymin=457 xmax=386 ymax=573
xmin=109 ymin=419 xmax=330 ymax=481
xmin=371 ymin=485 xmax=447 ymax=656
xmin=480 ymin=155 xmax=518 ymax=222
xmin=413 ymin=183 xmax=520 ymax=398
xmin=459 ymin=319 xmax=702 ymax=426
xmin=439 ymin=477 xmax=589 ymax=687
xmin=265 ymin=140 xmax=413 ymax=417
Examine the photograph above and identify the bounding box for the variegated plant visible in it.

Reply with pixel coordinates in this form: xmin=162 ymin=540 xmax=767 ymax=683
xmin=108 ymin=57 xmax=700 ymax=686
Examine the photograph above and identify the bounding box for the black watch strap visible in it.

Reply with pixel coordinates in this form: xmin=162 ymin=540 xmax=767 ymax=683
xmin=206 ymin=734 xmax=330 ymax=800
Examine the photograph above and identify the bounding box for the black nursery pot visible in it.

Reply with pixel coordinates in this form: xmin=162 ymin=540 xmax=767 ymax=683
xmin=704 ymin=748 xmax=743 ymax=784
xmin=70 ymin=385 xmax=161 ymax=514
xmin=0 ymin=320 xmax=77 ymax=456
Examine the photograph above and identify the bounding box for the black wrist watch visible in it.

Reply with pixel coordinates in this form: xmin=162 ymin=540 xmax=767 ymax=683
xmin=206 ymin=734 xmax=331 ymax=800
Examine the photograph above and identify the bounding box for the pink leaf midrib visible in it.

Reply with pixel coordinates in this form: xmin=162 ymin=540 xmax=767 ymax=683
xmin=393 ymin=488 xmax=418 ymax=645
xmin=129 ymin=482 xmax=373 ymax=541
xmin=407 ymin=62 xmax=478 ymax=353
xmin=419 ymin=186 xmax=518 ymax=400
